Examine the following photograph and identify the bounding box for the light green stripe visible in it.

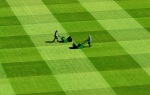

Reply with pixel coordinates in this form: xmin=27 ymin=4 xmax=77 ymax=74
xmin=79 ymin=0 xmax=150 ymax=75
xmin=118 ymin=39 xmax=150 ymax=54
xmin=6 ymin=0 xmax=117 ymax=94
xmin=0 ymin=47 xmax=43 ymax=63
xmin=10 ymin=5 xmax=53 ymax=16
xmin=98 ymin=18 xmax=143 ymax=30
xmin=80 ymin=1 xmax=122 ymax=11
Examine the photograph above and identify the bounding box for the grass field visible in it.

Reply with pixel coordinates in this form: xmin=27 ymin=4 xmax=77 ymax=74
xmin=0 ymin=0 xmax=150 ymax=95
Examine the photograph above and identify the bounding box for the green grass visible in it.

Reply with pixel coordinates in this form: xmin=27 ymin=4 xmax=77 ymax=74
xmin=0 ymin=35 xmax=35 ymax=49
xmin=89 ymin=55 xmax=141 ymax=71
xmin=61 ymin=21 xmax=104 ymax=32
xmin=42 ymin=0 xmax=79 ymax=5
xmin=0 ymin=0 xmax=150 ymax=95
xmin=0 ymin=0 xmax=9 ymax=7
xmin=46 ymin=3 xmax=86 ymax=14
xmin=0 ymin=16 xmax=21 ymax=26
xmin=0 ymin=7 xmax=15 ymax=17
xmin=69 ymin=30 xmax=116 ymax=43
xmin=113 ymin=85 xmax=150 ymax=95
xmin=54 ymin=12 xmax=95 ymax=22
xmin=2 ymin=61 xmax=52 ymax=77
xmin=0 ymin=26 xmax=26 ymax=37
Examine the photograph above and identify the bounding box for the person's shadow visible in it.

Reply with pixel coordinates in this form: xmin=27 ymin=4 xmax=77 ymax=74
xmin=45 ymin=40 xmax=64 ymax=43
xmin=69 ymin=47 xmax=77 ymax=49
xmin=45 ymin=41 xmax=53 ymax=43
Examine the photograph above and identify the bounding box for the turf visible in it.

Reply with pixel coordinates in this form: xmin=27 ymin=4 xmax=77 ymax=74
xmin=0 ymin=0 xmax=150 ymax=95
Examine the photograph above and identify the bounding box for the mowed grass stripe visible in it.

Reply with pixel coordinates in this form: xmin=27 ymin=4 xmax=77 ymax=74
xmin=65 ymin=88 xmax=115 ymax=95
xmin=9 ymin=75 xmax=65 ymax=95
xmin=107 ymin=28 xmax=150 ymax=41
xmin=46 ymin=3 xmax=87 ymax=14
xmin=0 ymin=35 xmax=35 ymax=49
xmin=113 ymin=85 xmax=150 ymax=95
xmin=101 ymin=68 xmax=150 ymax=87
xmin=0 ymin=16 xmax=21 ymax=26
xmin=115 ymin=1 xmax=150 ymax=10
xmin=61 ymin=20 xmax=104 ymax=32
xmin=89 ymin=55 xmax=141 ymax=71
xmin=135 ymin=17 xmax=150 ymax=31
xmin=42 ymin=0 xmax=79 ymax=5
xmin=0 ymin=0 xmax=10 ymax=7
xmin=16 ymin=91 xmax=66 ymax=95
xmin=55 ymin=72 xmax=116 ymax=94
xmin=10 ymin=5 xmax=53 ymax=16
xmin=0 ymin=7 xmax=15 ymax=17
xmin=7 ymin=15 xmax=59 ymax=24
xmin=118 ymin=39 xmax=150 ymax=55
xmin=2 ymin=61 xmax=52 ymax=78
xmin=0 ymin=47 xmax=43 ymax=63
xmin=125 ymin=8 xmax=150 ymax=18
xmin=45 ymin=58 xmax=96 ymax=75
xmin=54 ymin=12 xmax=94 ymax=22
xmin=0 ymin=25 xmax=27 ymax=37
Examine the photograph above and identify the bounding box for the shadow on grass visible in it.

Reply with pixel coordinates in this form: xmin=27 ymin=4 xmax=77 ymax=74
xmin=45 ymin=41 xmax=53 ymax=43
xmin=69 ymin=46 xmax=90 ymax=49
xmin=69 ymin=47 xmax=77 ymax=49
xmin=45 ymin=41 xmax=66 ymax=43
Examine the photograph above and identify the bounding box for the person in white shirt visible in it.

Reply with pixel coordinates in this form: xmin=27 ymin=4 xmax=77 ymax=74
xmin=87 ymin=34 xmax=92 ymax=47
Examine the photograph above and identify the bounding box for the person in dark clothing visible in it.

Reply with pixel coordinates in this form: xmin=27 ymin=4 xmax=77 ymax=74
xmin=87 ymin=34 xmax=92 ymax=47
xmin=52 ymin=30 xmax=60 ymax=42
xmin=67 ymin=36 xmax=72 ymax=42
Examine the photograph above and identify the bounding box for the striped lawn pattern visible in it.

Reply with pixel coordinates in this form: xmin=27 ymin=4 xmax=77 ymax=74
xmin=0 ymin=0 xmax=150 ymax=95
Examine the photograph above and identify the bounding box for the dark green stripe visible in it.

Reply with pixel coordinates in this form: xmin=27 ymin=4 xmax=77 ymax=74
xmin=54 ymin=12 xmax=95 ymax=22
xmin=0 ymin=16 xmax=21 ymax=26
xmin=146 ymin=27 xmax=150 ymax=33
xmin=135 ymin=17 xmax=150 ymax=28
xmin=46 ymin=3 xmax=86 ymax=14
xmin=69 ymin=30 xmax=116 ymax=43
xmin=0 ymin=7 xmax=15 ymax=17
xmin=42 ymin=0 xmax=79 ymax=5
xmin=16 ymin=91 xmax=66 ymax=95
xmin=0 ymin=35 xmax=35 ymax=49
xmin=61 ymin=21 xmax=104 ymax=32
xmin=2 ymin=61 xmax=53 ymax=78
xmin=126 ymin=8 xmax=150 ymax=18
xmin=89 ymin=55 xmax=141 ymax=71
xmin=0 ymin=25 xmax=26 ymax=37
xmin=113 ymin=85 xmax=150 ymax=95
xmin=0 ymin=0 xmax=9 ymax=7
